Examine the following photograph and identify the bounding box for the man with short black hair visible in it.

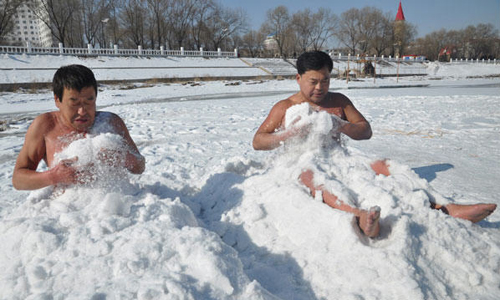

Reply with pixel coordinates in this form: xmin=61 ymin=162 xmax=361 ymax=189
xmin=253 ymin=51 xmax=496 ymax=237
xmin=12 ymin=64 xmax=145 ymax=190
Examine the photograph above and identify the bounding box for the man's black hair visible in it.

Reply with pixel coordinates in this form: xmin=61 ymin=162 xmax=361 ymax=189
xmin=53 ymin=64 xmax=97 ymax=101
xmin=296 ymin=51 xmax=333 ymax=75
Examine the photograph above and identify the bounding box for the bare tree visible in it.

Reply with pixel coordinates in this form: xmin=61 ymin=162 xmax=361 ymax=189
xmin=80 ymin=0 xmax=112 ymax=47
xmin=370 ymin=12 xmax=393 ymax=56
xmin=466 ymin=23 xmax=499 ymax=59
xmin=309 ymin=8 xmax=337 ymax=51
xmin=190 ymin=0 xmax=215 ymax=49
xmin=290 ymin=8 xmax=314 ymax=53
xmin=411 ymin=23 xmax=500 ymax=61
xmin=104 ymin=0 xmax=121 ymax=47
xmin=241 ymin=29 xmax=265 ymax=57
xmin=394 ymin=20 xmax=416 ymax=57
xmin=27 ymin=0 xmax=81 ymax=47
xmin=165 ymin=0 xmax=197 ymax=49
xmin=440 ymin=29 xmax=463 ymax=59
xmin=336 ymin=8 xmax=362 ymax=54
xmin=412 ymin=29 xmax=447 ymax=61
xmin=357 ymin=7 xmax=385 ymax=54
xmin=65 ymin=5 xmax=85 ymax=47
xmin=0 ymin=0 xmax=24 ymax=44
xmin=120 ymin=0 xmax=147 ymax=47
xmin=146 ymin=0 xmax=169 ymax=48
xmin=204 ymin=5 xmax=247 ymax=50
xmin=261 ymin=6 xmax=290 ymax=58
xmin=288 ymin=8 xmax=337 ymax=55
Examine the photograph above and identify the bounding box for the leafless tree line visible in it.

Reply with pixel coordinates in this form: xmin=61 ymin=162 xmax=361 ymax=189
xmin=0 ymin=0 xmax=248 ymax=50
xmin=1 ymin=1 xmax=499 ymax=60
xmin=411 ymin=23 xmax=500 ymax=61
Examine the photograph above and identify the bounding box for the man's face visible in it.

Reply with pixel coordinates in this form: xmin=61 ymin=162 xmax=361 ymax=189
xmin=55 ymin=86 xmax=96 ymax=132
xmin=296 ymin=67 xmax=331 ymax=104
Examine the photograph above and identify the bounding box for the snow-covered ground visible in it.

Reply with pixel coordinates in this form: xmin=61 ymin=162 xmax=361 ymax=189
xmin=0 ymin=54 xmax=499 ymax=299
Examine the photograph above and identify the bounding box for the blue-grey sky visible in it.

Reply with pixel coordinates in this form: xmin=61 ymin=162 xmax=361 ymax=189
xmin=219 ymin=0 xmax=500 ymax=38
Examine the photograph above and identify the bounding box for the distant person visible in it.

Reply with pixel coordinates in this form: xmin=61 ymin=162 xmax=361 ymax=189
xmin=12 ymin=64 xmax=145 ymax=191
xmin=252 ymin=50 xmax=496 ymax=238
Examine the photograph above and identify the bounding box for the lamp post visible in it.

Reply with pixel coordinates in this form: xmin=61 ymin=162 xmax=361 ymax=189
xmin=359 ymin=40 xmax=366 ymax=56
xmin=221 ymin=28 xmax=228 ymax=51
xmin=101 ymin=18 xmax=109 ymax=49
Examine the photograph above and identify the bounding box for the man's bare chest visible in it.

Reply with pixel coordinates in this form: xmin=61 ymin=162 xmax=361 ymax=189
xmin=322 ymin=107 xmax=344 ymax=118
xmin=45 ymin=128 xmax=86 ymax=167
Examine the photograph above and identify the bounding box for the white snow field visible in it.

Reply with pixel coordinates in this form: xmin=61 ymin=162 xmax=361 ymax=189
xmin=0 ymin=54 xmax=499 ymax=299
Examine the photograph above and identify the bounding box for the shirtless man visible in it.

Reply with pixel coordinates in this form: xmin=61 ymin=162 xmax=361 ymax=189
xmin=12 ymin=64 xmax=145 ymax=191
xmin=253 ymin=50 xmax=496 ymax=238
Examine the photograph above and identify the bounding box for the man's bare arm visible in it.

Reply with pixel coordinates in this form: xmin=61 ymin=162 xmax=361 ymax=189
xmin=12 ymin=115 xmax=78 ymax=190
xmin=252 ymin=100 xmax=296 ymax=150
xmin=110 ymin=114 xmax=145 ymax=174
xmin=339 ymin=96 xmax=372 ymax=140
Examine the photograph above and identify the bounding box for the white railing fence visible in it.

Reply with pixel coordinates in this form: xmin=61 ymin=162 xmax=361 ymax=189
xmin=450 ymin=58 xmax=498 ymax=64
xmin=333 ymin=53 xmax=498 ymax=64
xmin=332 ymin=53 xmax=427 ymax=63
xmin=1 ymin=43 xmax=496 ymax=65
xmin=0 ymin=42 xmax=238 ymax=58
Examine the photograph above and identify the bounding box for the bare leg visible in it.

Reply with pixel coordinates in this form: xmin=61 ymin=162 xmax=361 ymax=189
xmin=432 ymin=202 xmax=497 ymax=223
xmin=299 ymin=170 xmax=380 ymax=237
xmin=370 ymin=160 xmax=497 ymax=222
xmin=371 ymin=159 xmax=390 ymax=176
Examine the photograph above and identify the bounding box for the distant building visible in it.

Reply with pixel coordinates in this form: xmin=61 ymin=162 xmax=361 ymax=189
xmin=1 ymin=0 xmax=54 ymax=47
xmin=263 ymin=33 xmax=278 ymax=51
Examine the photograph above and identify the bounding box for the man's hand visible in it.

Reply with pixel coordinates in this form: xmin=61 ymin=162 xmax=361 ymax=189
xmin=48 ymin=157 xmax=80 ymax=185
xmin=97 ymin=147 xmax=145 ymax=174
xmin=285 ymin=118 xmax=312 ymax=140
xmin=97 ymin=148 xmax=125 ymax=168
xmin=331 ymin=115 xmax=349 ymax=134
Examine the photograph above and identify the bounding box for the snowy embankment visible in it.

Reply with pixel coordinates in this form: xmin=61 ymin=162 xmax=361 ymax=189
xmin=1 ymin=53 xmax=499 ymax=85
xmin=0 ymin=54 xmax=271 ymax=85
xmin=0 ymin=55 xmax=499 ymax=299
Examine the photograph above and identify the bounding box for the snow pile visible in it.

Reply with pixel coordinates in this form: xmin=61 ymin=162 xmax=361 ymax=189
xmin=0 ymin=133 xmax=274 ymax=299
xmin=186 ymin=104 xmax=500 ymax=299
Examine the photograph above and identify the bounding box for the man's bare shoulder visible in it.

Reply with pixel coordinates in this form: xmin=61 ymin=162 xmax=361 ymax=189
xmin=267 ymin=98 xmax=298 ymax=122
xmin=327 ymin=92 xmax=352 ymax=107
xmin=275 ymin=98 xmax=295 ymax=107
xmin=272 ymin=97 xmax=299 ymax=112
xmin=93 ymin=111 xmax=128 ymax=134
xmin=28 ymin=112 xmax=58 ymax=134
xmin=95 ymin=111 xmax=120 ymax=121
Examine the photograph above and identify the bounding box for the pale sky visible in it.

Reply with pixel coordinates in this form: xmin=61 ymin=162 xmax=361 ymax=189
xmin=219 ymin=0 xmax=500 ymax=38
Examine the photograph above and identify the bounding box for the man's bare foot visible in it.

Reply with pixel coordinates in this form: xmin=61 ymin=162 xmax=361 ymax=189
xmin=445 ymin=203 xmax=497 ymax=223
xmin=358 ymin=206 xmax=381 ymax=238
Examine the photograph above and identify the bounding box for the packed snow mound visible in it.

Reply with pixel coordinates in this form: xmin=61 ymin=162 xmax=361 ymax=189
xmin=186 ymin=106 xmax=500 ymax=299
xmin=0 ymin=133 xmax=275 ymax=300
